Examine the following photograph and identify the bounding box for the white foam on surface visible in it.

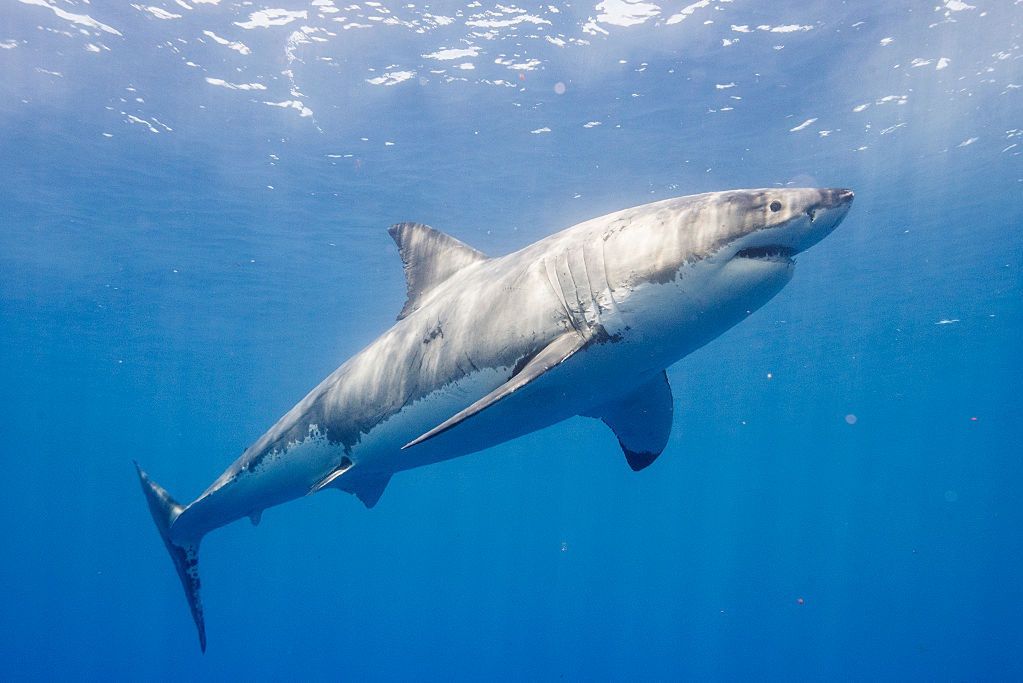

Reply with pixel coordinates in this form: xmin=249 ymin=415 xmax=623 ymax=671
xmin=789 ymin=118 xmax=817 ymax=132
xmin=235 ymin=9 xmax=308 ymax=29
xmin=125 ymin=114 xmax=162 ymax=133
xmin=312 ymin=0 xmax=339 ymax=11
xmin=205 ymin=77 xmax=267 ymax=90
xmin=264 ymin=100 xmax=314 ymax=117
xmin=758 ymin=24 xmax=813 ymax=33
xmin=466 ymin=12 xmax=550 ymax=29
xmin=665 ymin=0 xmax=711 ymax=25
xmin=422 ymin=47 xmax=479 ymax=60
xmin=203 ymin=30 xmax=252 ymax=55
xmin=595 ymin=0 xmax=660 ymax=28
xmin=134 ymin=5 xmax=182 ymax=20
xmin=495 ymin=57 xmax=541 ymax=70
xmin=18 ymin=0 xmax=122 ymax=36
xmin=366 ymin=70 xmax=415 ymax=85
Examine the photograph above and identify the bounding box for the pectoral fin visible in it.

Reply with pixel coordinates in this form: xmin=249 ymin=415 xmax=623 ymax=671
xmin=309 ymin=457 xmax=354 ymax=494
xmin=402 ymin=331 xmax=589 ymax=449
xmin=309 ymin=459 xmax=391 ymax=509
xmin=587 ymin=371 xmax=673 ymax=471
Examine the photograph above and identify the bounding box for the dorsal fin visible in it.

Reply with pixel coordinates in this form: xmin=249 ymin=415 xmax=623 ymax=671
xmin=388 ymin=222 xmax=488 ymax=320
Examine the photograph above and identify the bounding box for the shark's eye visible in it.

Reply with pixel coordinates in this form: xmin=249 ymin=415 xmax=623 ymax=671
xmin=769 ymin=201 xmax=782 ymax=212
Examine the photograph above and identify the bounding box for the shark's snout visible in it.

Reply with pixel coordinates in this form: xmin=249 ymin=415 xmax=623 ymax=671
xmin=733 ymin=187 xmax=854 ymax=263
xmin=820 ymin=188 xmax=855 ymax=208
xmin=800 ymin=187 xmax=853 ymax=251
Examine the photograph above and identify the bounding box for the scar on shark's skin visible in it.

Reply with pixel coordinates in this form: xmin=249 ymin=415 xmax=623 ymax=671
xmin=136 ymin=187 xmax=854 ymax=651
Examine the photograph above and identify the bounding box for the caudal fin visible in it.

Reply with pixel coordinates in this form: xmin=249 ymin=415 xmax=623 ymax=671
xmin=134 ymin=461 xmax=207 ymax=653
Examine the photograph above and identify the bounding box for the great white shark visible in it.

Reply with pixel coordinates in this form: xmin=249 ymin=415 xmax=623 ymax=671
xmin=137 ymin=187 xmax=854 ymax=651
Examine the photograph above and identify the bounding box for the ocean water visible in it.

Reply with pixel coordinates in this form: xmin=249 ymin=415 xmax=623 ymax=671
xmin=2 ymin=0 xmax=1022 ymax=679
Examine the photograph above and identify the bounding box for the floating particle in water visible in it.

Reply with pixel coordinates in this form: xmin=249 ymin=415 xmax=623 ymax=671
xmin=560 ymin=541 xmax=568 ymax=552
xmin=845 ymin=414 xmax=858 ymax=425
xmin=553 ymin=81 xmax=566 ymax=95
xmin=970 ymin=416 xmax=978 ymax=422
xmin=796 ymin=597 xmax=805 ymax=605
xmin=944 ymin=490 xmax=959 ymax=503
xmin=766 ymin=372 xmax=773 ymax=379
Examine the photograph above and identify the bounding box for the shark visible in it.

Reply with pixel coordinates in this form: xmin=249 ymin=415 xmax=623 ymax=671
xmin=136 ymin=187 xmax=854 ymax=651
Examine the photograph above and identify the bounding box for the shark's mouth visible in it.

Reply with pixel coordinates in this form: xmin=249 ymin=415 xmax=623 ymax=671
xmin=734 ymin=245 xmax=797 ymax=263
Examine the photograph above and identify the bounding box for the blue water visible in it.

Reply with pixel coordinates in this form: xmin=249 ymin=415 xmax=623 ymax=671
xmin=2 ymin=0 xmax=1022 ymax=679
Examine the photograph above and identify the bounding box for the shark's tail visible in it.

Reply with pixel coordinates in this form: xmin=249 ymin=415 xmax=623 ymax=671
xmin=134 ymin=461 xmax=207 ymax=653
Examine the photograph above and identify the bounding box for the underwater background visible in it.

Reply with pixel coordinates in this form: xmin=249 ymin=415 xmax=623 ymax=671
xmin=1 ymin=0 xmax=1021 ymax=679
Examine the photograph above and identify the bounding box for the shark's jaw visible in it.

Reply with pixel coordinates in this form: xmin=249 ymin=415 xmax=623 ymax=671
xmin=733 ymin=245 xmax=798 ymax=264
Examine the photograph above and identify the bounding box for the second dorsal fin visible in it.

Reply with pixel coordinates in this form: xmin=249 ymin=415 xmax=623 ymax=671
xmin=388 ymin=222 xmax=488 ymax=320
